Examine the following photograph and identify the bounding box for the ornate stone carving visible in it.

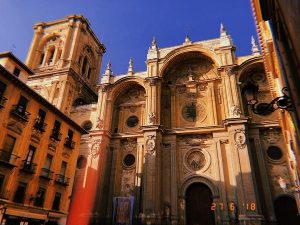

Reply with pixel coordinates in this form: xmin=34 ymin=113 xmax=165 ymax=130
xmin=234 ymin=129 xmax=246 ymax=150
xmin=148 ymin=112 xmax=156 ymax=125
xmin=180 ymin=134 xmax=212 ymax=146
xmin=262 ymin=128 xmax=281 ymax=144
xmin=220 ymin=139 xmax=229 ymax=144
xmin=90 ymin=139 xmax=101 ymax=158
xmin=186 ymin=150 xmax=206 ymax=171
xmin=146 ymin=135 xmax=156 ymax=155
xmin=96 ymin=117 xmax=104 ymax=129
xmin=230 ymin=105 xmax=241 ymax=118
xmin=182 ymin=102 xmax=207 ymax=122
xmin=121 ymin=170 xmax=135 ymax=195
xmin=122 ymin=138 xmax=137 ymax=152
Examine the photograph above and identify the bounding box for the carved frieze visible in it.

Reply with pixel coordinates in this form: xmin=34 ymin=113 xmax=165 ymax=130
xmin=234 ymin=129 xmax=246 ymax=150
xmin=121 ymin=169 xmax=135 ymax=196
xmin=179 ymin=134 xmax=212 ymax=146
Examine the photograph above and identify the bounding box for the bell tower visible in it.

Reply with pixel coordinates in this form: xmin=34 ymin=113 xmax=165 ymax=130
xmin=25 ymin=15 xmax=106 ymax=114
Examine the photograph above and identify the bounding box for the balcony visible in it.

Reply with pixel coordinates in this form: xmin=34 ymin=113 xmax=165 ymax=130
xmin=50 ymin=129 xmax=62 ymax=141
xmin=40 ymin=168 xmax=54 ymax=180
xmin=33 ymin=119 xmax=47 ymax=132
xmin=0 ymin=95 xmax=7 ymax=108
xmin=0 ymin=150 xmax=19 ymax=167
xmin=55 ymin=174 xmax=70 ymax=186
xmin=64 ymin=137 xmax=75 ymax=149
xmin=20 ymin=160 xmax=37 ymax=174
xmin=10 ymin=105 xmax=31 ymax=122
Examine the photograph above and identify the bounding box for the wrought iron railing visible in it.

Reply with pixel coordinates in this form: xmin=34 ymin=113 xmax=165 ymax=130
xmin=40 ymin=168 xmax=54 ymax=179
xmin=21 ymin=160 xmax=37 ymax=173
xmin=55 ymin=174 xmax=70 ymax=186
xmin=64 ymin=137 xmax=75 ymax=149
xmin=10 ymin=105 xmax=31 ymax=122
xmin=33 ymin=118 xmax=47 ymax=132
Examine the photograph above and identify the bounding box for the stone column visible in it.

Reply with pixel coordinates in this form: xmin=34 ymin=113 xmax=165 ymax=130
xmin=228 ymin=124 xmax=263 ymax=225
xmin=170 ymin=136 xmax=178 ymax=224
xmin=26 ymin=24 xmax=43 ymax=68
xmin=60 ymin=18 xmax=74 ymax=68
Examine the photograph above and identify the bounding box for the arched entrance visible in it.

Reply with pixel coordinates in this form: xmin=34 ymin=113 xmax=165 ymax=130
xmin=185 ymin=182 xmax=215 ymax=225
xmin=274 ymin=196 xmax=300 ymax=225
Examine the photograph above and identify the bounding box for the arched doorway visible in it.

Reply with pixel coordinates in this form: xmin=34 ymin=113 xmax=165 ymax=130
xmin=185 ymin=182 xmax=215 ymax=225
xmin=274 ymin=196 xmax=300 ymax=225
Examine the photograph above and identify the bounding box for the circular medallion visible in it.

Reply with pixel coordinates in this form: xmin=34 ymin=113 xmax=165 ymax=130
xmin=182 ymin=102 xmax=206 ymax=122
xmin=251 ymin=73 xmax=265 ymax=83
xmin=126 ymin=115 xmax=139 ymax=127
xmin=186 ymin=150 xmax=206 ymax=171
xmin=123 ymin=154 xmax=136 ymax=168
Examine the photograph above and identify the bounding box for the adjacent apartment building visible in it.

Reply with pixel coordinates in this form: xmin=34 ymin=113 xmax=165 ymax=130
xmin=0 ymin=52 xmax=87 ymax=225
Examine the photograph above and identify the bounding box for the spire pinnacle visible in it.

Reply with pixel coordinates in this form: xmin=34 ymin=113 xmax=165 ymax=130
xmin=104 ymin=60 xmax=112 ymax=76
xmin=184 ymin=34 xmax=192 ymax=44
xmin=251 ymin=36 xmax=260 ymax=56
xmin=128 ymin=57 xmax=134 ymax=75
xmin=151 ymin=36 xmax=157 ymax=50
xmin=220 ymin=22 xmax=228 ymax=36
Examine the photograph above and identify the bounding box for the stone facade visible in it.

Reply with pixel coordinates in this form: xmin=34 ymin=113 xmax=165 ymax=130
xmin=23 ymin=15 xmax=299 ymax=225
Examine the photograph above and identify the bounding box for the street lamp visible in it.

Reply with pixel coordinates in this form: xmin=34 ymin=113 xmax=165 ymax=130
xmin=243 ymin=83 xmax=293 ymax=115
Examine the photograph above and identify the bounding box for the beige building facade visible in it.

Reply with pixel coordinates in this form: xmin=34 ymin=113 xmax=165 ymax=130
xmin=22 ymin=15 xmax=300 ymax=225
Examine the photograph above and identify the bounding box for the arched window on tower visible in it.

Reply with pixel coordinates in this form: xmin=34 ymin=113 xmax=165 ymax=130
xmin=81 ymin=57 xmax=88 ymax=76
xmin=39 ymin=53 xmax=45 ymax=65
xmin=47 ymin=48 xmax=55 ymax=65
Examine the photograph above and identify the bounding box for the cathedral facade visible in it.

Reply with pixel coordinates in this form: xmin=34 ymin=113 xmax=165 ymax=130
xmin=24 ymin=15 xmax=299 ymax=225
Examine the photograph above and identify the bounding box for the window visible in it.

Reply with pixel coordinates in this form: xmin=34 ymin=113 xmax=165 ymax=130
xmin=41 ymin=154 xmax=53 ymax=178
xmin=34 ymin=109 xmax=46 ymax=131
xmin=13 ymin=67 xmax=21 ymax=77
xmin=60 ymin=161 xmax=67 ymax=176
xmin=0 ymin=174 xmax=5 ymax=193
xmin=52 ymin=192 xmax=61 ymax=210
xmin=24 ymin=145 xmax=36 ymax=166
xmin=82 ymin=121 xmax=93 ymax=131
xmin=13 ymin=182 xmax=27 ymax=203
xmin=39 ymin=53 xmax=45 ymax=65
xmin=0 ymin=81 xmax=7 ymax=98
xmin=34 ymin=187 xmax=46 ymax=207
xmin=267 ymin=146 xmax=283 ymax=160
xmin=81 ymin=57 xmax=88 ymax=75
xmin=17 ymin=95 xmax=28 ymax=114
xmin=76 ymin=156 xmax=87 ymax=169
xmin=3 ymin=135 xmax=16 ymax=153
xmin=126 ymin=116 xmax=139 ymax=127
xmin=47 ymin=48 xmax=55 ymax=65
xmin=87 ymin=68 xmax=92 ymax=79
xmin=0 ymin=135 xmax=16 ymax=162
xmin=51 ymin=120 xmax=61 ymax=140
xmin=67 ymin=129 xmax=74 ymax=140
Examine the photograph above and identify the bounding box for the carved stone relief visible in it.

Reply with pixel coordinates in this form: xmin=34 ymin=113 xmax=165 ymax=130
xmin=121 ymin=169 xmax=135 ymax=196
xmin=148 ymin=112 xmax=156 ymax=125
xmin=261 ymin=128 xmax=281 ymax=144
xmin=186 ymin=150 xmax=206 ymax=171
xmin=90 ymin=139 xmax=101 ymax=158
xmin=230 ymin=105 xmax=242 ymax=118
xmin=179 ymin=134 xmax=212 ymax=146
xmin=234 ymin=129 xmax=246 ymax=150
xmin=122 ymin=138 xmax=137 ymax=152
xmin=146 ymin=135 xmax=156 ymax=155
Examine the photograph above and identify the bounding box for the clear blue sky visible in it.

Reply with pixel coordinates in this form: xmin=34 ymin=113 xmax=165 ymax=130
xmin=0 ymin=0 xmax=257 ymax=75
